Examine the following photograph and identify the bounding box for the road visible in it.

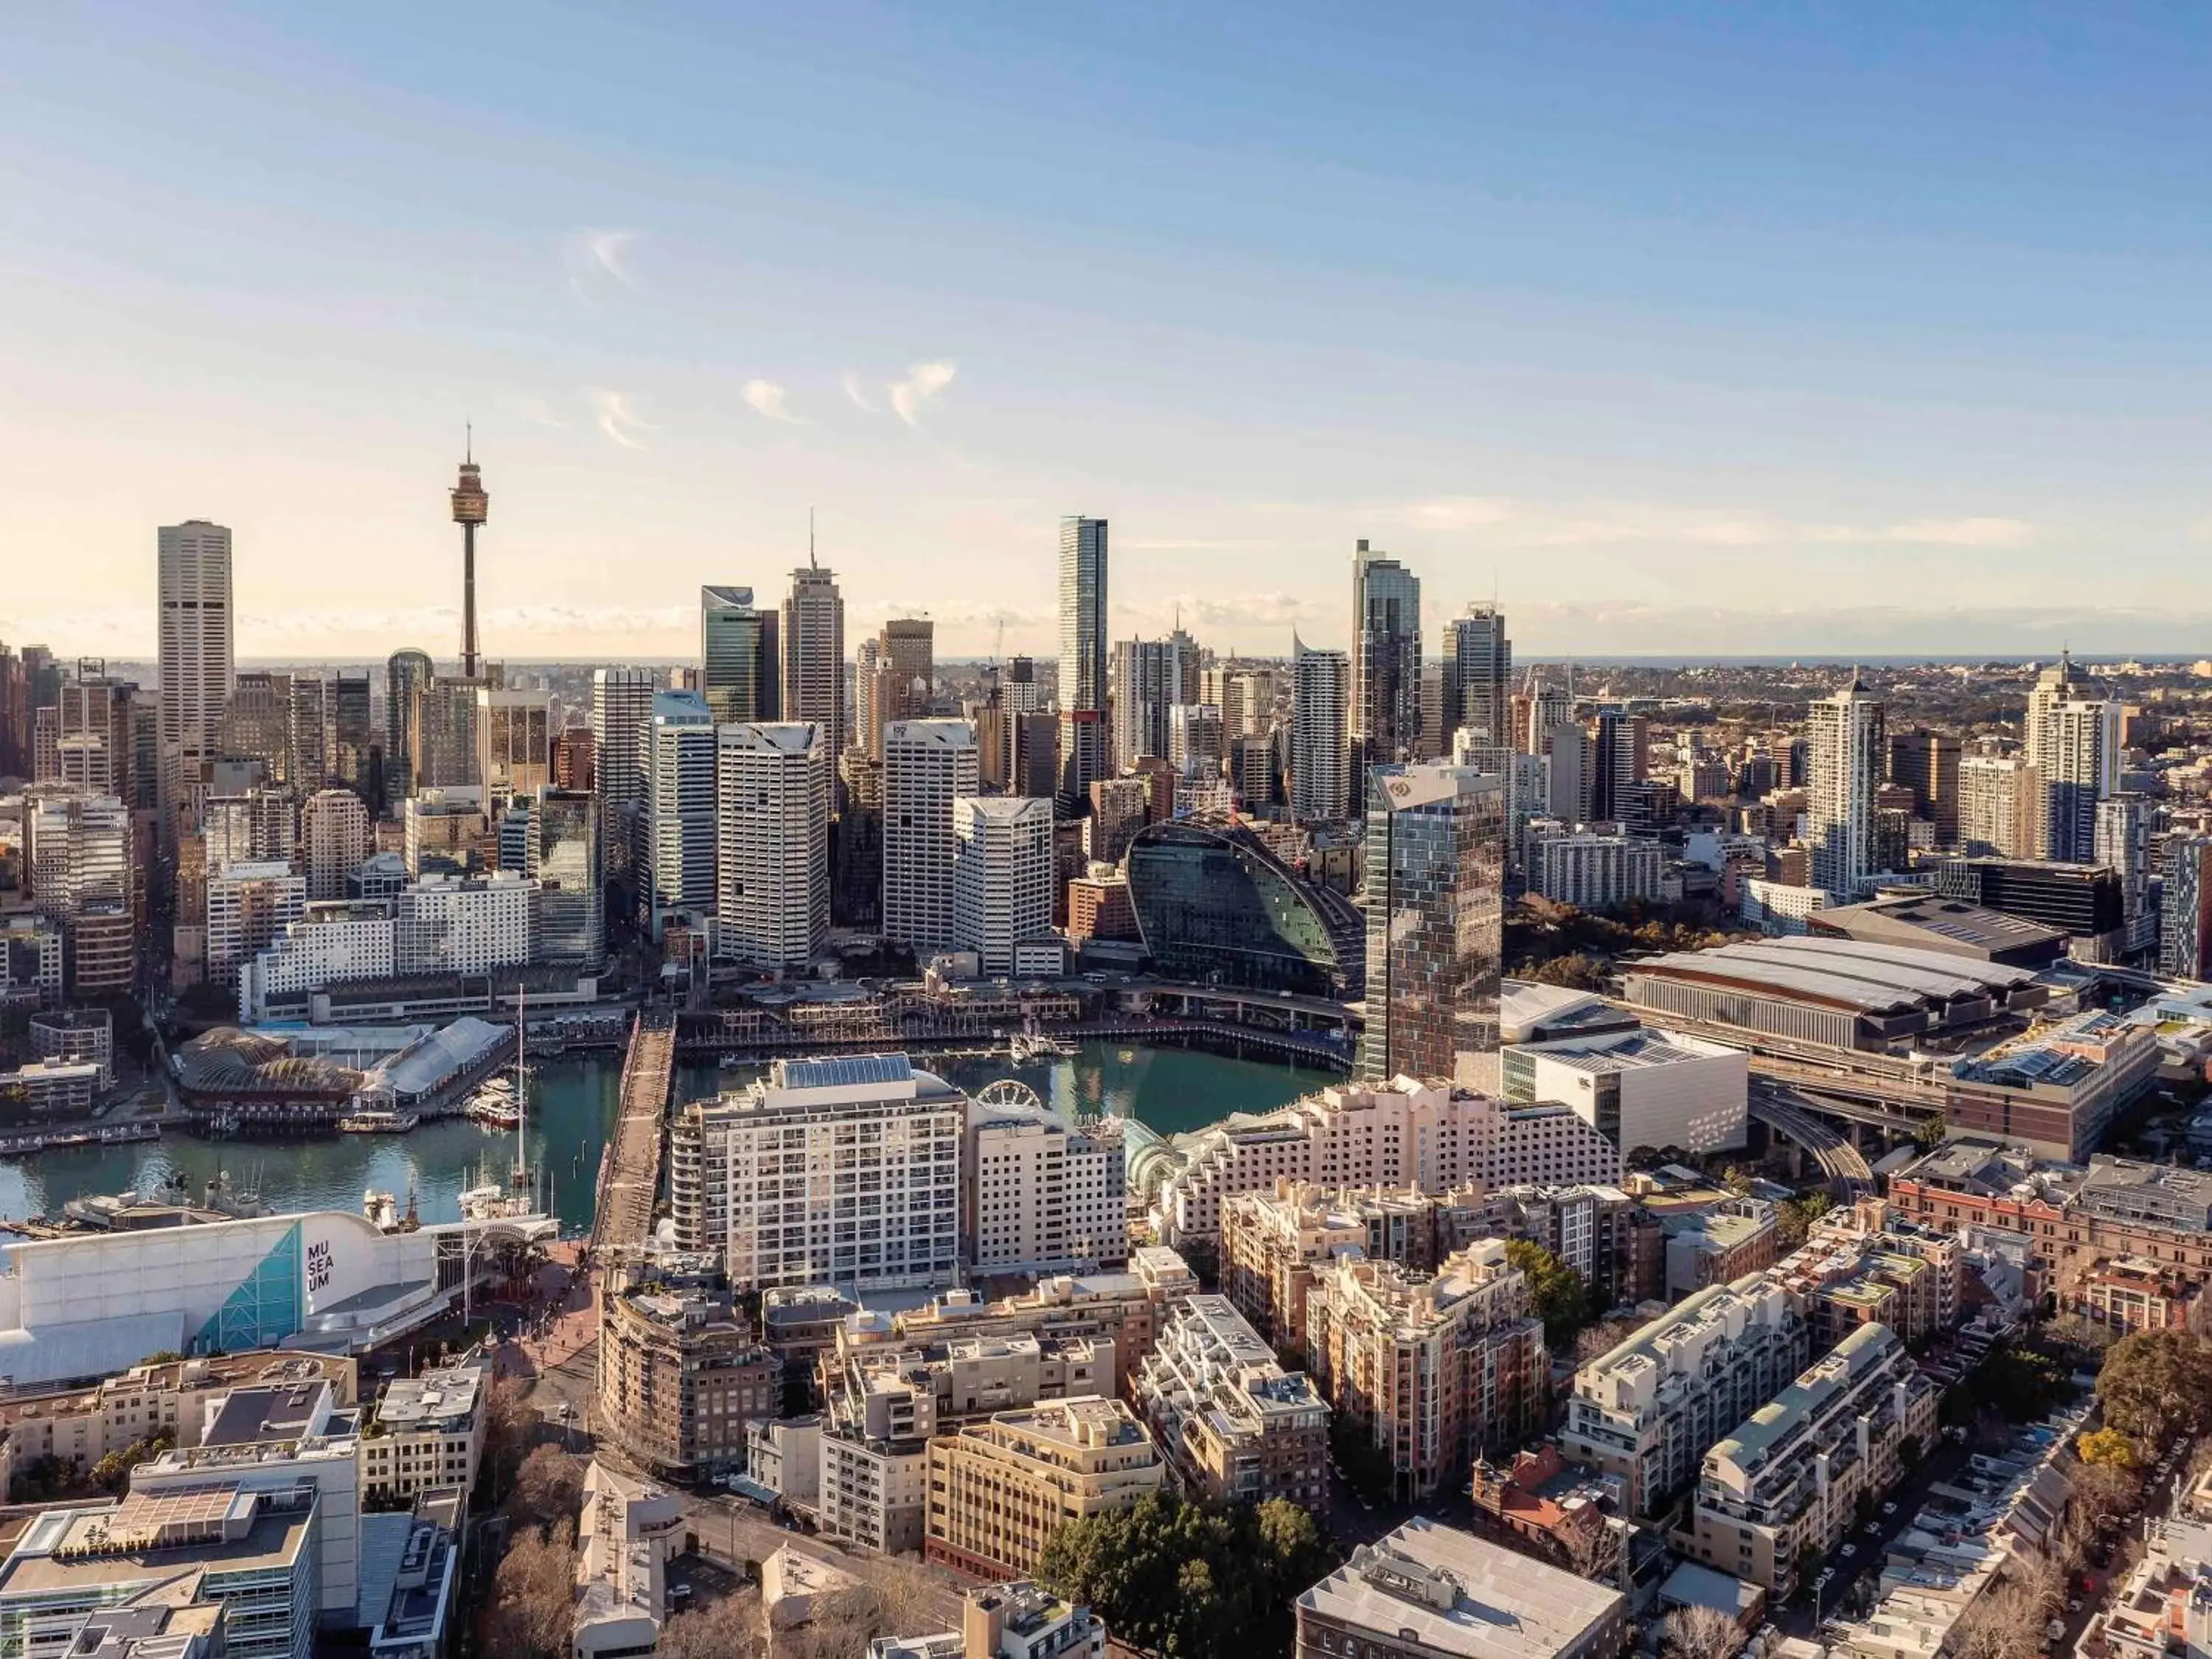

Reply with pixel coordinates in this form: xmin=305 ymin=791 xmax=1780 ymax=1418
xmin=1773 ymin=1437 xmax=1974 ymax=1635
xmin=591 ymin=1009 xmax=673 ymax=1262
xmin=1750 ymin=1082 xmax=1875 ymax=1197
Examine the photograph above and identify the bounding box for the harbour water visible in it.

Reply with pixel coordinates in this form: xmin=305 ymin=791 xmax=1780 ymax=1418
xmin=0 ymin=1041 xmax=1331 ymax=1235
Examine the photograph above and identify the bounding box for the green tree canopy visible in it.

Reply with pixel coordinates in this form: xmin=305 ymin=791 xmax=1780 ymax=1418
xmin=1505 ymin=1237 xmax=1593 ymax=1342
xmin=2096 ymin=1329 xmax=2212 ymax=1442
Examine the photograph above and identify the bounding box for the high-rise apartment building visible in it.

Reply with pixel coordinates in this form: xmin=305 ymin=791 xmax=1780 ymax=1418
xmin=884 ymin=719 xmax=980 ymax=955
xmin=1167 ymin=703 xmax=1222 ymax=775
xmin=1587 ymin=706 xmax=1649 ymax=824
xmin=925 ymin=1397 xmax=1164 ymax=1581
xmin=1349 ymin=541 xmax=1421 ymax=802
xmin=963 ymin=1096 xmax=1128 ymax=1275
xmin=156 ymin=521 xmax=234 ymax=827
xmin=1886 ymin=728 xmax=1961 ymax=845
xmin=204 ymin=788 xmax=297 ymax=874
xmin=1958 ymin=751 xmax=2037 ymax=858
xmin=1357 ymin=764 xmax=1506 ymax=1082
xmin=644 ymin=689 xmax=717 ymax=939
xmin=529 ymin=787 xmax=605 ymax=965
xmin=713 ymin=722 xmax=829 ymax=969
xmin=1057 ymin=516 xmax=1110 ymax=810
xmin=383 ymin=648 xmax=433 ymax=800
xmin=2096 ymin=793 xmax=2157 ymax=959
xmin=2161 ymin=835 xmax=2212 ymax=981
xmin=1439 ymin=605 xmax=1511 ymax=748
xmin=53 ymin=667 xmax=136 ymax=804
xmin=24 ymin=790 xmax=134 ymax=997
xmin=206 ymin=859 xmax=307 ymax=987
xmin=1290 ymin=636 xmax=1349 ymax=823
xmin=1806 ymin=678 xmax=1885 ymax=900
xmin=1131 ymin=1294 xmax=1328 ymax=1507
xmin=780 ymin=563 xmax=845 ymax=765
xmin=2041 ymin=693 xmax=2123 ymax=864
xmin=1109 ymin=637 xmax=1193 ymax=768
xmin=669 ymin=1053 xmax=964 ymax=1291
xmin=700 ymin=585 xmax=781 ymax=724
xmin=300 ymin=789 xmax=371 ymax=902
xmin=953 ymin=796 xmax=1054 ymax=975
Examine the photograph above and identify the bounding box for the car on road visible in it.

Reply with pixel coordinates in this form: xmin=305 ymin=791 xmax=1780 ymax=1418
xmin=1882 ymin=1501 xmax=1898 ymax=1516
xmin=1840 ymin=1544 xmax=1857 ymax=1560
xmin=1863 ymin=1521 xmax=1882 ymax=1535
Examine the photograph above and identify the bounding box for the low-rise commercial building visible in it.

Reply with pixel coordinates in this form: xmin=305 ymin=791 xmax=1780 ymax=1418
xmin=871 ymin=1580 xmax=1110 ymax=1659
xmin=1133 ymin=1294 xmax=1328 ymax=1506
xmin=1305 ymin=1240 xmax=1546 ymax=1500
xmin=1687 ymin=1324 xmax=1940 ymax=1594
xmin=26 ymin=1008 xmax=111 ymax=1089
xmin=361 ymin=1349 xmax=488 ymax=1508
xmin=1945 ymin=1009 xmax=2163 ymax=1161
xmin=571 ymin=1459 xmax=684 ymax=1659
xmin=1501 ymin=1029 xmax=1748 ymax=1158
xmin=1562 ymin=1274 xmax=1809 ymax=1520
xmin=0 ymin=1352 xmax=355 ymax=1478
xmin=1294 ymin=1518 xmax=1629 ymax=1659
xmin=925 ymin=1397 xmax=1166 ymax=1579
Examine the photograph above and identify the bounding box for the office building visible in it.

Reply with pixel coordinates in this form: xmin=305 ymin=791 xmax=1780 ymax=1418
xmin=1688 ymin=1324 xmax=1938 ymax=1594
xmin=1357 ymin=764 xmax=1506 ymax=1082
xmin=1349 ymin=540 xmax=1421 ymax=796
xmin=925 ymin=1397 xmax=1164 ymax=1580
xmin=383 ymin=648 xmax=433 ymax=801
xmin=400 ymin=790 xmax=487 ymax=877
xmin=598 ymin=1265 xmax=779 ymax=1479
xmin=1887 ymin=728 xmax=1961 ymax=845
xmin=884 ymin=720 xmax=979 ymax=955
xmin=1530 ymin=830 xmax=1668 ymax=908
xmin=700 ymin=585 xmax=781 ymax=724
xmin=328 ymin=672 xmax=373 ymax=802
xmin=300 ymin=789 xmax=371 ymax=902
xmin=591 ymin=665 xmax=657 ymax=896
xmin=393 ymin=872 xmax=534 ymax=975
xmin=407 ymin=677 xmax=481 ymax=793
xmin=1502 ymin=1028 xmax=1748 ymax=1155
xmin=1305 ymin=1239 xmax=1544 ymax=1498
xmin=571 ymin=1461 xmax=686 ymax=1659
xmin=1131 ymin=1293 xmax=1327 ymax=1505
xmin=204 ymin=787 xmax=294 ymax=875
xmin=1085 ymin=776 xmax=1151 ymax=864
xmin=1123 ymin=820 xmax=1360 ymax=995
xmin=552 ymin=725 xmax=596 ymax=793
xmin=1167 ymin=702 xmax=1222 ymax=773
xmin=782 ymin=561 xmax=846 ymax=765
xmin=713 ymin=722 xmax=830 ymax=969
xmin=1439 ymin=604 xmax=1511 ymax=749
xmin=1295 ymin=1520 xmax=1629 ymax=1659
xmin=964 ymin=1093 xmax=1127 ymax=1274
xmin=473 ymin=686 xmax=550 ymax=802
xmin=669 ymin=1054 xmax=964 ymax=1292
xmin=953 ymin=796 xmax=1054 ymax=975
xmin=1290 ymin=636 xmax=1350 ymax=822
xmin=2162 ymin=835 xmax=2212 ymax=980
xmin=361 ymin=1349 xmax=490 ymax=1507
xmin=1936 ymin=856 xmax=2127 ymax=955
xmin=529 ymin=787 xmax=604 ymax=965
xmin=643 ymin=689 xmax=716 ymax=938
xmin=25 ymin=790 xmax=136 ymax=997
xmin=156 ymin=520 xmax=235 ymax=827
xmin=1057 ymin=515 xmax=1110 ymax=808
xmin=1588 ymin=706 xmax=1649 ymax=824
xmin=207 ymin=860 xmax=307 ymax=988
xmin=1806 ymin=678 xmax=1885 ymax=899
xmin=1562 ymin=1274 xmax=1809 ymax=1517
xmin=285 ymin=673 xmax=328 ymax=789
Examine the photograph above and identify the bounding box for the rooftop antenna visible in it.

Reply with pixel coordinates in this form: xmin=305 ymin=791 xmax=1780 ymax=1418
xmin=809 ymin=506 xmax=818 ymax=572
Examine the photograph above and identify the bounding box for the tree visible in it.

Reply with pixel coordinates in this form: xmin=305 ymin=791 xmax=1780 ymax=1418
xmin=1775 ymin=1192 xmax=1834 ymax=1248
xmin=1913 ymin=1115 xmax=1947 ymax=1152
xmin=481 ymin=1374 xmax=536 ymax=1499
xmin=787 ymin=1562 xmax=941 ymax=1659
xmin=2070 ymin=1454 xmax=2142 ymax=1520
xmin=1560 ymin=1515 xmax=1625 ymax=1588
xmin=2076 ymin=1427 xmax=2140 ymax=1469
xmin=656 ymin=1599 xmax=764 ymax=1659
xmin=512 ymin=1445 xmax=585 ymax=1532
xmin=1504 ymin=1238 xmax=1593 ymax=1343
xmin=1662 ymin=1604 xmax=1742 ymax=1659
xmin=1950 ymin=1582 xmax=2045 ymax=1659
xmin=487 ymin=1520 xmax=577 ymax=1659
xmin=2097 ymin=1329 xmax=2212 ymax=1442
xmin=1575 ymin=1318 xmax=1647 ymax=1365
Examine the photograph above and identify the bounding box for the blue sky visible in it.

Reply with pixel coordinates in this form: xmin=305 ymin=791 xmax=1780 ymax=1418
xmin=4 ymin=2 xmax=2209 ymax=660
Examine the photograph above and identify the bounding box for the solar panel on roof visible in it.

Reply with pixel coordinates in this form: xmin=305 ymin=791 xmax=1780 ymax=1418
xmin=773 ymin=1054 xmax=914 ymax=1090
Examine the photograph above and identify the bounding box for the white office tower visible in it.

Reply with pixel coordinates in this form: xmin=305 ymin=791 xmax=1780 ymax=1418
xmin=2040 ymin=695 xmax=2123 ymax=864
xmin=475 ymin=686 xmax=552 ymax=803
xmin=395 ymin=872 xmax=535 ymax=974
xmin=1806 ymin=678 xmax=1885 ymax=900
xmin=714 ymin=722 xmax=830 ymax=969
xmin=2095 ymin=793 xmax=2157 ymax=959
xmin=1439 ymin=605 xmax=1512 ymax=748
xmin=206 ymin=859 xmax=307 ymax=988
xmin=1521 ymin=676 xmax=1573 ymax=756
xmin=591 ymin=667 xmax=658 ymax=886
xmin=1057 ymin=515 xmax=1110 ymax=810
xmin=203 ymin=788 xmax=296 ymax=874
xmin=643 ymin=689 xmax=716 ymax=939
xmin=301 ymin=788 xmax=372 ymax=901
xmin=1349 ymin=540 xmax=1422 ymax=780
xmin=669 ymin=1054 xmax=964 ymax=1292
xmin=782 ymin=563 xmax=846 ymax=764
xmin=1958 ymin=751 xmax=2037 ymax=857
xmin=24 ymin=790 xmax=134 ymax=997
xmin=883 ymin=720 xmax=979 ymax=953
xmin=953 ymin=796 xmax=1054 ymax=975
xmin=156 ymin=520 xmax=235 ymax=830
xmin=1290 ymin=635 xmax=1350 ymax=822
xmin=1168 ymin=703 xmax=1224 ymax=774
xmin=964 ymin=1093 xmax=1128 ymax=1274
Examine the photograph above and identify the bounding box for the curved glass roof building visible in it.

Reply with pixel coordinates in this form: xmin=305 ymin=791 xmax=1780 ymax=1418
xmin=1124 ymin=821 xmax=1360 ymax=996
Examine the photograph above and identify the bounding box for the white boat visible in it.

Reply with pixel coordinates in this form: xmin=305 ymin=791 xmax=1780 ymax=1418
xmin=338 ymin=1108 xmax=420 ymax=1135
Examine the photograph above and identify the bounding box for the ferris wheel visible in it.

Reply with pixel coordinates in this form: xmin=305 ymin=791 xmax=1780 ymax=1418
xmin=975 ymin=1079 xmax=1045 ymax=1113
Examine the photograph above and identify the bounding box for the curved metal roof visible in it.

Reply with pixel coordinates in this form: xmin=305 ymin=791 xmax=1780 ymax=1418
xmin=1705 ymin=941 xmax=2000 ymax=1004
xmin=1630 ymin=950 xmax=1925 ymax=1012
xmin=1767 ymin=934 xmax=2037 ymax=992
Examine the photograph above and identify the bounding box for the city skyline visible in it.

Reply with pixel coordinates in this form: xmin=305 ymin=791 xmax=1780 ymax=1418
xmin=7 ymin=9 xmax=2212 ymax=658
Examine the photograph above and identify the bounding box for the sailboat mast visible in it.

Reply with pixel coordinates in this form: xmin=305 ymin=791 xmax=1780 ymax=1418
xmin=514 ymin=987 xmax=526 ymax=1189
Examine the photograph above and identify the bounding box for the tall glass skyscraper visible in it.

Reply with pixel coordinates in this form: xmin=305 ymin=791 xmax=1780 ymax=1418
xmin=1439 ymin=605 xmax=1511 ymax=748
xmin=385 ymin=648 xmax=433 ymax=800
xmin=532 ymin=786 xmax=605 ymax=964
xmin=1349 ymin=540 xmax=1421 ymax=804
xmin=1057 ymin=515 xmax=1109 ymax=810
xmin=781 ymin=564 xmax=845 ymax=765
xmin=700 ymin=585 xmax=781 ymax=725
xmin=1356 ymin=763 xmax=1506 ymax=1082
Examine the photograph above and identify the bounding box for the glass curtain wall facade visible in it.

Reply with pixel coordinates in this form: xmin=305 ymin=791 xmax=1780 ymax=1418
xmin=1124 ymin=821 xmax=1354 ymax=995
xmin=700 ymin=585 xmax=782 ymax=724
xmin=532 ymin=786 xmax=604 ymax=964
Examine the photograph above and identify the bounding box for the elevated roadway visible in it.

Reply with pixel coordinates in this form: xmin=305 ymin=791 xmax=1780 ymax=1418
xmin=1748 ymin=1080 xmax=1876 ymax=1200
xmin=591 ymin=1008 xmax=674 ymax=1263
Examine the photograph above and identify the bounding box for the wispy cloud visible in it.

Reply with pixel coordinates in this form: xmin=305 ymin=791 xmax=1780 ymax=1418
xmin=564 ymin=228 xmax=643 ymax=299
xmin=1392 ymin=495 xmax=2032 ymax=552
xmin=590 ymin=390 xmax=653 ymax=451
xmin=741 ymin=380 xmax=804 ymax=424
xmin=518 ymin=396 xmax=568 ymax=429
xmin=888 ymin=361 xmax=958 ymax=425
xmin=1830 ymin=518 xmax=2033 ymax=549
xmin=841 ymin=372 xmax=880 ymax=414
